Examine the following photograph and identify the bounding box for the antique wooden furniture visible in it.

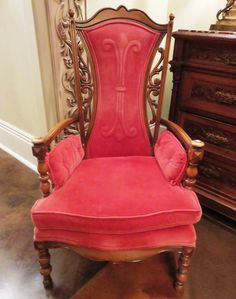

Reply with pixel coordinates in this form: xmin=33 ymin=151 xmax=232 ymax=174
xmin=169 ymin=30 xmax=236 ymax=221
xmin=31 ymin=7 xmax=204 ymax=295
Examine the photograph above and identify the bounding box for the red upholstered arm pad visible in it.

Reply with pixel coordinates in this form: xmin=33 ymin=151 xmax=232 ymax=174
xmin=46 ymin=135 xmax=84 ymax=189
xmin=154 ymin=130 xmax=187 ymax=185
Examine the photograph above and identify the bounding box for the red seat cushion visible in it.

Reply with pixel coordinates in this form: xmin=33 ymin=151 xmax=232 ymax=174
xmin=46 ymin=135 xmax=84 ymax=189
xmin=34 ymin=225 xmax=197 ymax=250
xmin=154 ymin=130 xmax=187 ymax=185
xmin=32 ymin=156 xmax=201 ymax=235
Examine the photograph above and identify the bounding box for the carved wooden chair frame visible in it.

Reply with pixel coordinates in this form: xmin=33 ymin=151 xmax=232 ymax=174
xmin=32 ymin=6 xmax=204 ymax=294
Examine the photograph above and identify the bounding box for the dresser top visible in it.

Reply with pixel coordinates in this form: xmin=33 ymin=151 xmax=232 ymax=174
xmin=173 ymin=29 xmax=236 ymax=42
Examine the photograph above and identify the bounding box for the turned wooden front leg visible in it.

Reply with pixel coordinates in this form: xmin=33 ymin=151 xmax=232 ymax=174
xmin=35 ymin=243 xmax=53 ymax=289
xmin=32 ymin=143 xmax=50 ymax=197
xmin=175 ymin=247 xmax=194 ymax=293
xmin=184 ymin=140 xmax=204 ymax=190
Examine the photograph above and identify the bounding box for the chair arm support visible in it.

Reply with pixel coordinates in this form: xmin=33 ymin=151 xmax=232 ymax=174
xmin=32 ymin=117 xmax=78 ymax=197
xmin=32 ymin=117 xmax=78 ymax=147
xmin=160 ymin=118 xmax=192 ymax=150
xmin=160 ymin=118 xmax=205 ymax=190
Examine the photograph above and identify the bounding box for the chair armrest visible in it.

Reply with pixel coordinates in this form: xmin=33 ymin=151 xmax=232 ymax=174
xmin=160 ymin=118 xmax=192 ymax=150
xmin=160 ymin=118 xmax=205 ymax=190
xmin=32 ymin=117 xmax=78 ymax=146
xmin=32 ymin=117 xmax=78 ymax=197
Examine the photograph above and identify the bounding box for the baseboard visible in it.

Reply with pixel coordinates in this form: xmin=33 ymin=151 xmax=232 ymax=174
xmin=0 ymin=119 xmax=37 ymax=172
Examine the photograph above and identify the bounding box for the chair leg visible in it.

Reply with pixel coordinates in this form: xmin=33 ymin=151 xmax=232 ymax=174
xmin=35 ymin=242 xmax=53 ymax=289
xmin=175 ymin=247 xmax=194 ymax=293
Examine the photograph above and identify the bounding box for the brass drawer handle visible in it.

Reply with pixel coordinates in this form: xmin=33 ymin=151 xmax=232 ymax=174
xmin=204 ymin=131 xmax=231 ymax=146
xmin=213 ymin=90 xmax=236 ymax=105
xmin=191 ymin=84 xmax=236 ymax=106
xmin=225 ymin=57 xmax=236 ymax=66
xmin=199 ymin=165 xmax=222 ymax=180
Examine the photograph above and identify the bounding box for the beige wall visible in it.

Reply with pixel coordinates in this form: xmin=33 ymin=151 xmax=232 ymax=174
xmin=32 ymin=0 xmax=58 ymax=130
xmin=0 ymin=0 xmax=48 ymax=137
xmin=168 ymin=0 xmax=222 ymax=31
xmin=87 ymin=0 xmax=168 ymax=22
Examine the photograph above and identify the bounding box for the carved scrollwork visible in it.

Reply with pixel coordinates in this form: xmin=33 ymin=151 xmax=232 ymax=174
xmin=185 ymin=122 xmax=235 ymax=148
xmin=147 ymin=48 xmax=165 ymax=125
xmin=199 ymin=162 xmax=236 ymax=191
xmin=56 ymin=0 xmax=93 ymax=135
xmin=101 ymin=38 xmax=140 ymax=141
xmin=204 ymin=131 xmax=231 ymax=146
xmin=191 ymin=83 xmax=236 ymax=106
xmin=199 ymin=165 xmax=222 ymax=180
xmin=230 ymin=176 xmax=236 ymax=187
xmin=189 ymin=46 xmax=236 ymax=67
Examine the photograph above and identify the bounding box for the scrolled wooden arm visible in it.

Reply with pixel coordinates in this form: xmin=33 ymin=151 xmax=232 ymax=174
xmin=160 ymin=118 xmax=205 ymax=190
xmin=32 ymin=117 xmax=78 ymax=197
xmin=32 ymin=117 xmax=78 ymax=146
xmin=160 ymin=118 xmax=192 ymax=150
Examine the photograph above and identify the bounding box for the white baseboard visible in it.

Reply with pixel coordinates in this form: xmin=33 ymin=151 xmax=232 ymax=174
xmin=0 ymin=119 xmax=37 ymax=172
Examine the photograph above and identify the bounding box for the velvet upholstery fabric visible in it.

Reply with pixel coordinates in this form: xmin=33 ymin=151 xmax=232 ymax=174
xmin=155 ymin=130 xmax=187 ymax=185
xmin=84 ymin=21 xmax=160 ymax=158
xmin=34 ymin=225 xmax=196 ymax=250
xmin=32 ymin=156 xmax=201 ymax=238
xmin=46 ymin=135 xmax=84 ymax=189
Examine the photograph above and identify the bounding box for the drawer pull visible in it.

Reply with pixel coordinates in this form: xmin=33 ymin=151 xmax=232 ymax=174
xmin=204 ymin=131 xmax=231 ymax=146
xmin=192 ymin=84 xmax=236 ymax=106
xmin=213 ymin=90 xmax=236 ymax=105
xmin=225 ymin=57 xmax=236 ymax=66
xmin=199 ymin=165 xmax=222 ymax=180
xmin=185 ymin=123 xmax=234 ymax=148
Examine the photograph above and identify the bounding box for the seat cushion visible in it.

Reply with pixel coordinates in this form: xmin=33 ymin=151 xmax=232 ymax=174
xmin=46 ymin=135 xmax=84 ymax=189
xmin=32 ymin=156 xmax=201 ymax=235
xmin=34 ymin=225 xmax=197 ymax=250
xmin=154 ymin=130 xmax=187 ymax=185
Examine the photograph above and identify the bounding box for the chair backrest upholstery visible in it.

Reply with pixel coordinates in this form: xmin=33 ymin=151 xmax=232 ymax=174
xmin=70 ymin=6 xmax=173 ymax=158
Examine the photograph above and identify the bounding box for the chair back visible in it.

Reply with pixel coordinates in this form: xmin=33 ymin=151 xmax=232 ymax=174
xmin=69 ymin=6 xmax=174 ymax=158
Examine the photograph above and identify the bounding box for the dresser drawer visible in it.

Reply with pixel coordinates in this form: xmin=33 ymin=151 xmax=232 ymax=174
xmin=196 ymin=152 xmax=236 ymax=203
xmin=170 ymin=30 xmax=236 ymax=220
xmin=179 ymin=71 xmax=236 ymax=123
xmin=178 ymin=112 xmax=236 ymax=161
xmin=186 ymin=39 xmax=236 ymax=70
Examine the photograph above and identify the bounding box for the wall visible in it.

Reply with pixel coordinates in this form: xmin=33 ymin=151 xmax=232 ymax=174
xmin=0 ymin=0 xmax=48 ymax=136
xmin=87 ymin=0 xmax=168 ymax=23
xmin=168 ymin=0 xmax=223 ymax=31
xmin=0 ymin=0 xmax=48 ymax=170
xmin=32 ymin=0 xmax=58 ymax=130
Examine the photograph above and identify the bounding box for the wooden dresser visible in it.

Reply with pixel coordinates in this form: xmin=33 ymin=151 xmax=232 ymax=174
xmin=169 ymin=30 xmax=236 ymax=221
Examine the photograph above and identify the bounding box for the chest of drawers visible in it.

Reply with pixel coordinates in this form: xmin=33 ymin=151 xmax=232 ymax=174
xmin=169 ymin=30 xmax=236 ymax=221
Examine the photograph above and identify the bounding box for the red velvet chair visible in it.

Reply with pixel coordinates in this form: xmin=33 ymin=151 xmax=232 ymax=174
xmin=31 ymin=6 xmax=204 ymax=294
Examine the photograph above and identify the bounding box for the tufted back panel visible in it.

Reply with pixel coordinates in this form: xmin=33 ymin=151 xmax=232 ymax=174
xmin=84 ymin=20 xmax=160 ymax=158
